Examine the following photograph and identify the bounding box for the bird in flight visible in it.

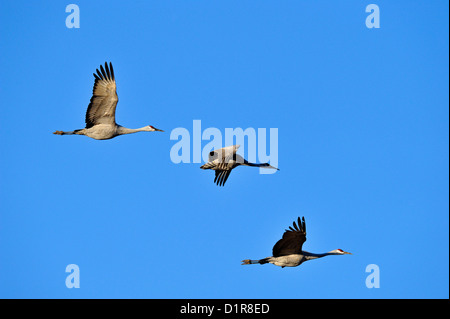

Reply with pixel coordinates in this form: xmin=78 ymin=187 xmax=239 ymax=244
xmin=53 ymin=62 xmax=163 ymax=140
xmin=200 ymin=145 xmax=279 ymax=186
xmin=242 ymin=217 xmax=351 ymax=268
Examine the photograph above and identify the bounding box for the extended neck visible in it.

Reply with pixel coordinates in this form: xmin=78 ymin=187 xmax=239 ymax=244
xmin=243 ymin=161 xmax=264 ymax=167
xmin=242 ymin=159 xmax=278 ymax=170
xmin=116 ymin=126 xmax=149 ymax=135
xmin=302 ymin=251 xmax=340 ymax=261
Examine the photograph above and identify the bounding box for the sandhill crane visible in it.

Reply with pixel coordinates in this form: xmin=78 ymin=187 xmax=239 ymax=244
xmin=200 ymin=145 xmax=279 ymax=186
xmin=242 ymin=217 xmax=351 ymax=268
xmin=53 ymin=62 xmax=163 ymax=140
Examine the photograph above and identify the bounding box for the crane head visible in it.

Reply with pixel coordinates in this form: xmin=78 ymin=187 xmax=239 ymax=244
xmin=334 ymin=249 xmax=352 ymax=255
xmin=148 ymin=125 xmax=164 ymax=132
xmin=262 ymin=163 xmax=280 ymax=170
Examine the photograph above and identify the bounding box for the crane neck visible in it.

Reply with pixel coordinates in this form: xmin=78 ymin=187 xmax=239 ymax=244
xmin=116 ymin=126 xmax=149 ymax=135
xmin=302 ymin=251 xmax=339 ymax=260
xmin=242 ymin=159 xmax=270 ymax=168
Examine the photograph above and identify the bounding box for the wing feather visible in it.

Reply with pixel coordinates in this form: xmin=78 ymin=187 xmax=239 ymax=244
xmin=214 ymin=170 xmax=232 ymax=186
xmin=222 ymin=170 xmax=231 ymax=185
xmin=85 ymin=62 xmax=119 ymax=128
xmin=214 ymin=170 xmax=222 ymax=184
xmin=201 ymin=145 xmax=240 ymax=186
xmin=272 ymin=217 xmax=307 ymax=257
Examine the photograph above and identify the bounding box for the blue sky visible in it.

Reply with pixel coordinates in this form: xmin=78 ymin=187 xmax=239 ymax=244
xmin=0 ymin=1 xmax=448 ymax=299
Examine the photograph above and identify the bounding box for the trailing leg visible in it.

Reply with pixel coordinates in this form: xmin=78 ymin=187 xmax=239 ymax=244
xmin=241 ymin=257 xmax=271 ymax=265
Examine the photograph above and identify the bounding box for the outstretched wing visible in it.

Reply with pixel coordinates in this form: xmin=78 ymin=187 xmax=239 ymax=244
xmin=200 ymin=145 xmax=240 ymax=186
xmin=85 ymin=62 xmax=119 ymax=128
xmin=272 ymin=217 xmax=307 ymax=257
xmin=214 ymin=169 xmax=232 ymax=186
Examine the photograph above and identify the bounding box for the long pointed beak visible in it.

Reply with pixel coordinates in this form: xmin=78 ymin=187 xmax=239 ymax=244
xmin=155 ymin=128 xmax=164 ymax=132
xmin=344 ymin=252 xmax=352 ymax=255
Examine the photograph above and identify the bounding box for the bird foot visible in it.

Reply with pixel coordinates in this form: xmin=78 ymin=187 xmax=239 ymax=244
xmin=53 ymin=131 xmax=64 ymax=135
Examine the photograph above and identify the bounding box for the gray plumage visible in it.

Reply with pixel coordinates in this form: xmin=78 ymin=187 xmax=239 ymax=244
xmin=54 ymin=62 xmax=163 ymax=140
xmin=242 ymin=217 xmax=351 ymax=268
xmin=200 ymin=145 xmax=279 ymax=186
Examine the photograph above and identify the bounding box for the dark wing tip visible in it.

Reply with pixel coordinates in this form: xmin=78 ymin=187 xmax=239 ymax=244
xmin=96 ymin=67 xmax=103 ymax=80
xmin=104 ymin=62 xmax=111 ymax=79
xmin=99 ymin=64 xmax=107 ymax=79
xmin=302 ymin=216 xmax=306 ymax=233
xmin=109 ymin=62 xmax=115 ymax=80
xmin=213 ymin=170 xmax=230 ymax=186
xmin=96 ymin=62 xmax=115 ymax=81
xmin=286 ymin=217 xmax=306 ymax=234
xmin=219 ymin=171 xmax=225 ymax=186
xmin=221 ymin=171 xmax=230 ymax=186
xmin=214 ymin=171 xmax=220 ymax=184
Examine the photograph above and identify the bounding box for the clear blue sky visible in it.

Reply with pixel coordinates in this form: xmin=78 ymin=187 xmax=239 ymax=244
xmin=0 ymin=1 xmax=448 ymax=299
